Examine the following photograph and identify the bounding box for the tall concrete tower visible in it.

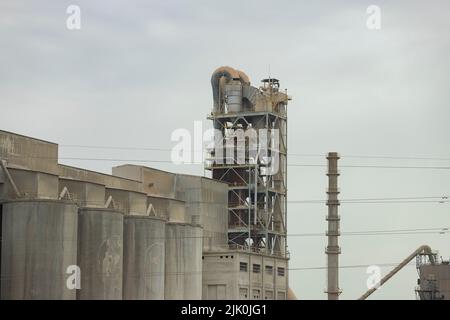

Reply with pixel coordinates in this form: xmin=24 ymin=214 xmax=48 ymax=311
xmin=326 ymin=152 xmax=341 ymax=300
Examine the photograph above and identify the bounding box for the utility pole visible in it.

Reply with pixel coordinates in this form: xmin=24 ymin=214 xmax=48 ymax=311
xmin=326 ymin=152 xmax=341 ymax=300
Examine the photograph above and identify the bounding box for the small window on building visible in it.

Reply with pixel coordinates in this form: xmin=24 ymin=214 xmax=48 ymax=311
xmin=265 ymin=265 xmax=273 ymax=275
xmin=277 ymin=291 xmax=286 ymax=300
xmin=240 ymin=262 xmax=248 ymax=272
xmin=239 ymin=288 xmax=248 ymax=299
xmin=252 ymin=289 xmax=261 ymax=300
xmin=277 ymin=267 xmax=285 ymax=277
xmin=253 ymin=264 xmax=261 ymax=273
xmin=265 ymin=290 xmax=274 ymax=300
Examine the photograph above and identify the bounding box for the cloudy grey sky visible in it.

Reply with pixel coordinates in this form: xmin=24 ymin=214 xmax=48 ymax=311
xmin=1 ymin=0 xmax=449 ymax=299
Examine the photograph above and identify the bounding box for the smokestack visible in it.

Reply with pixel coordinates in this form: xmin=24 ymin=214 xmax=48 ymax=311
xmin=326 ymin=152 xmax=341 ymax=300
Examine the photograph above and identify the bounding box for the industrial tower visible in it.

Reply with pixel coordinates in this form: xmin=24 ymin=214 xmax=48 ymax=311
xmin=326 ymin=152 xmax=341 ymax=300
xmin=206 ymin=66 xmax=289 ymax=258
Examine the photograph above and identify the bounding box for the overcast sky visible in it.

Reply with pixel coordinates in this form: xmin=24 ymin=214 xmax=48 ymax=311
xmin=1 ymin=0 xmax=449 ymax=299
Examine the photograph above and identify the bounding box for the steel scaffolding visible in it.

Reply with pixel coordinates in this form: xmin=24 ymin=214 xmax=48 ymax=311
xmin=206 ymin=77 xmax=289 ymax=258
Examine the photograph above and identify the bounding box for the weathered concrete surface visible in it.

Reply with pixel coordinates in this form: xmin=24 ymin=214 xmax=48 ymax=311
xmin=164 ymin=223 xmax=185 ymax=300
xmin=59 ymin=164 xmax=143 ymax=193
xmin=112 ymin=165 xmax=176 ymax=198
xmin=58 ymin=178 xmax=105 ymax=208
xmin=202 ymin=251 xmax=288 ymax=300
xmin=123 ymin=215 xmax=166 ymax=300
xmin=77 ymin=208 xmax=123 ymax=300
xmin=112 ymin=165 xmax=229 ymax=251
xmin=0 ymin=168 xmax=59 ymax=201
xmin=183 ymin=224 xmax=203 ymax=299
xmin=175 ymin=175 xmax=228 ymax=251
xmin=105 ymin=188 xmax=147 ymax=216
xmin=164 ymin=223 xmax=203 ymax=300
xmin=147 ymin=195 xmax=186 ymax=223
xmin=0 ymin=130 xmax=58 ymax=175
xmin=1 ymin=200 xmax=78 ymax=300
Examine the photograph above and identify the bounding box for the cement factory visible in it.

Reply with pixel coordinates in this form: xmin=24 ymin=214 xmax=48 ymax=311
xmin=0 ymin=67 xmax=449 ymax=300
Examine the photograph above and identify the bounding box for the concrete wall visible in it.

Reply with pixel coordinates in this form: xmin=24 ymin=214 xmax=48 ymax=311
xmin=123 ymin=216 xmax=166 ymax=300
xmin=0 ymin=168 xmax=59 ymax=201
xmin=77 ymin=208 xmax=123 ymax=300
xmin=175 ymin=175 xmax=228 ymax=251
xmin=184 ymin=224 xmax=203 ymax=299
xmin=0 ymin=130 xmax=58 ymax=175
xmin=105 ymin=188 xmax=147 ymax=216
xmin=164 ymin=223 xmax=203 ymax=300
xmin=59 ymin=178 xmax=106 ymax=208
xmin=147 ymin=195 xmax=186 ymax=223
xmin=1 ymin=200 xmax=78 ymax=300
xmin=202 ymin=253 xmax=237 ymax=300
xmin=112 ymin=165 xmax=176 ymax=198
xmin=59 ymin=164 xmax=143 ymax=193
xmin=164 ymin=223 xmax=185 ymax=299
xmin=202 ymin=251 xmax=288 ymax=300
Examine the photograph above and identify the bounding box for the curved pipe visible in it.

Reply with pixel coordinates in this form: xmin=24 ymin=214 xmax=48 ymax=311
xmin=358 ymin=245 xmax=435 ymax=300
xmin=236 ymin=69 xmax=250 ymax=85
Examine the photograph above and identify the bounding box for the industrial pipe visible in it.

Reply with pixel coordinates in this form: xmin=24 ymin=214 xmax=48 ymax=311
xmin=358 ymin=245 xmax=435 ymax=300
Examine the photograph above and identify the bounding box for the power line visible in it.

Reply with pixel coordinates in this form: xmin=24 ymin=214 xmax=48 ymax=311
xmin=12 ymin=155 xmax=450 ymax=170
xmin=60 ymin=145 xmax=450 ymax=162
xmin=289 ymin=262 xmax=417 ymax=271
xmin=288 ymin=231 xmax=450 ymax=237
xmin=290 ymin=195 xmax=450 ymax=204
xmin=289 ymin=163 xmax=450 ymax=170
xmin=61 ymin=145 xmax=170 ymax=152
xmin=329 ymin=154 xmax=450 ymax=161
xmin=291 ymin=196 xmax=449 ymax=202
xmin=57 ymin=197 xmax=450 ymax=206
xmin=289 ymin=226 xmax=450 ymax=237
xmin=0 ymin=262 xmax=423 ymax=278
xmin=292 ymin=200 xmax=450 ymax=204
xmin=4 ymin=227 xmax=446 ymax=241
xmin=0 ymin=261 xmax=421 ymax=277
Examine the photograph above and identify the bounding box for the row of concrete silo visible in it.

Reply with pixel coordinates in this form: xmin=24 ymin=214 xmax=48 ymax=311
xmin=0 ymin=199 xmax=202 ymax=300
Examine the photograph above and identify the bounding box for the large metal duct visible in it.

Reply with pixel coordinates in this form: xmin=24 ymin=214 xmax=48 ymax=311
xmin=123 ymin=215 xmax=166 ymax=300
xmin=77 ymin=207 xmax=123 ymax=300
xmin=211 ymin=66 xmax=250 ymax=113
xmin=224 ymin=81 xmax=243 ymax=113
xmin=1 ymin=200 xmax=78 ymax=300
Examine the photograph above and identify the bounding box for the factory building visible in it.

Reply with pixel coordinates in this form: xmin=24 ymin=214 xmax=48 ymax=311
xmin=0 ymin=67 xmax=291 ymax=300
xmin=0 ymin=130 xmax=219 ymax=299
xmin=416 ymin=254 xmax=450 ymax=300
xmin=202 ymin=67 xmax=290 ymax=299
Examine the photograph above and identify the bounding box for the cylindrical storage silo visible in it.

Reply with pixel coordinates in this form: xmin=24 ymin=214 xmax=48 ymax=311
xmin=123 ymin=215 xmax=166 ymax=300
xmin=183 ymin=224 xmax=203 ymax=299
xmin=225 ymin=82 xmax=242 ymax=112
xmin=164 ymin=223 xmax=185 ymax=299
xmin=77 ymin=208 xmax=123 ymax=300
xmin=1 ymin=200 xmax=78 ymax=300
